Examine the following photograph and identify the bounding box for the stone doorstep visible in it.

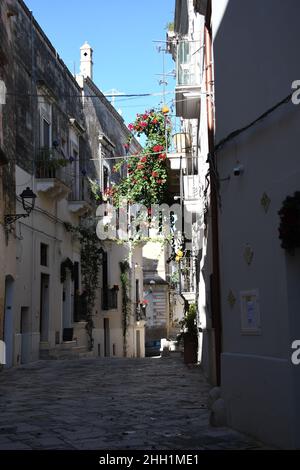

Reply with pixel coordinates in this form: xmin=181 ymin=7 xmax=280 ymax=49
xmin=58 ymin=341 xmax=78 ymax=350
xmin=39 ymin=344 xmax=94 ymax=360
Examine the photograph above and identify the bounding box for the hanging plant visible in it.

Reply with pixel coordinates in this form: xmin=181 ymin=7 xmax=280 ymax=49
xmin=278 ymin=191 xmax=300 ymax=254
xmin=112 ymin=108 xmax=171 ymax=208
xmin=64 ymin=221 xmax=104 ymax=349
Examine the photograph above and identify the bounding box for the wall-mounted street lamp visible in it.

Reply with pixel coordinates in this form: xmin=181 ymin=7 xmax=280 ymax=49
xmin=5 ymin=187 xmax=37 ymax=226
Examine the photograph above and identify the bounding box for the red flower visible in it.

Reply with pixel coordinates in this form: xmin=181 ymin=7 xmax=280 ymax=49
xmin=153 ymin=144 xmax=164 ymax=153
xmin=140 ymin=121 xmax=148 ymax=128
xmin=142 ymin=114 xmax=148 ymax=120
xmin=143 ymin=176 xmax=148 ymax=180
xmin=137 ymin=164 xmax=144 ymax=170
xmin=140 ymin=156 xmax=147 ymax=163
xmin=152 ymin=118 xmax=158 ymax=124
xmin=158 ymin=153 xmax=166 ymax=160
xmin=128 ymin=123 xmax=134 ymax=131
xmin=152 ymin=171 xmax=158 ymax=177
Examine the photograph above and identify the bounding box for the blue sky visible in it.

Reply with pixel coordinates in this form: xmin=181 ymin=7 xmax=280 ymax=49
xmin=24 ymin=0 xmax=175 ymax=125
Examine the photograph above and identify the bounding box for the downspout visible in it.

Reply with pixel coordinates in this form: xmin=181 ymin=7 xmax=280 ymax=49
xmin=204 ymin=0 xmax=222 ymax=386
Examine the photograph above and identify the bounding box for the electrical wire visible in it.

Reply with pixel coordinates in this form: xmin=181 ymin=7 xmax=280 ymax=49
xmin=18 ymin=220 xmax=63 ymax=242
xmin=215 ymin=92 xmax=293 ymax=152
xmin=6 ymin=91 xmax=170 ymax=99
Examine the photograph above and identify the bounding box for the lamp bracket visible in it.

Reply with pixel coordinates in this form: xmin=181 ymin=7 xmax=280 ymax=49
xmin=4 ymin=213 xmax=29 ymax=226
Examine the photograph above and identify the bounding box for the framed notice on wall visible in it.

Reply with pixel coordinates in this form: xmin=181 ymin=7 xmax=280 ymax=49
xmin=240 ymin=289 xmax=261 ymax=335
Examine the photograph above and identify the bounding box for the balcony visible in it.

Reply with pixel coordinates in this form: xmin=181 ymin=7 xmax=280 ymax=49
xmin=167 ymin=133 xmax=190 ymax=170
xmin=68 ymin=175 xmax=91 ymax=216
xmin=183 ymin=174 xmax=202 ymax=213
xmin=35 ymin=147 xmax=71 ymax=200
xmin=181 ymin=256 xmax=196 ymax=302
xmin=175 ymin=40 xmax=201 ymax=119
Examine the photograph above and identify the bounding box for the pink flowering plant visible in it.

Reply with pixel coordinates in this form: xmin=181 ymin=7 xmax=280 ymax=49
xmin=112 ymin=108 xmax=171 ymax=208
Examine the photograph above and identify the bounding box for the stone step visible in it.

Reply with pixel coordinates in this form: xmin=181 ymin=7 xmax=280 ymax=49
xmin=58 ymin=341 xmax=77 ymax=350
xmin=39 ymin=346 xmax=94 ymax=360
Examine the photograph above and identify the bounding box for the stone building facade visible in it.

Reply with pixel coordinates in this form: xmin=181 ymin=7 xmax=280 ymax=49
xmin=171 ymin=0 xmax=300 ymax=449
xmin=0 ymin=0 xmax=17 ymax=366
xmin=0 ymin=0 xmax=145 ymax=366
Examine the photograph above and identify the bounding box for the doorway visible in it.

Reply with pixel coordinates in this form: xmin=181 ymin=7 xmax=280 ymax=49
xmin=4 ymin=275 xmax=14 ymax=368
xmin=20 ymin=306 xmax=30 ymax=364
xmin=63 ymin=272 xmax=72 ymax=329
xmin=136 ymin=330 xmax=141 ymax=358
xmin=104 ymin=318 xmax=110 ymax=357
xmin=40 ymin=274 xmax=50 ymax=342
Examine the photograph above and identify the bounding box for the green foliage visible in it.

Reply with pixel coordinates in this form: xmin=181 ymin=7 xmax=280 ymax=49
xmin=37 ymin=147 xmax=68 ymax=170
xmin=177 ymin=303 xmax=198 ymax=344
xmin=119 ymin=260 xmax=131 ymax=357
xmin=113 ymin=108 xmax=171 ymax=208
xmin=166 ymin=22 xmax=174 ymax=31
xmin=89 ymin=179 xmax=102 ymax=202
xmin=64 ymin=220 xmax=103 ymax=350
xmin=169 ymin=270 xmax=179 ymax=288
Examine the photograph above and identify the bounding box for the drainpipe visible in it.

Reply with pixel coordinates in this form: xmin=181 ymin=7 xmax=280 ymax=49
xmin=204 ymin=0 xmax=222 ymax=386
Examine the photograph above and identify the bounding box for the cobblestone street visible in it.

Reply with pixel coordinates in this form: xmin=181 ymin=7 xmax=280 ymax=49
xmin=0 ymin=355 xmax=265 ymax=450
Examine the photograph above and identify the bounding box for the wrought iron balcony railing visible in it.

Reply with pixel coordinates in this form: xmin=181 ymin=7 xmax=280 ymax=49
xmin=35 ymin=147 xmax=71 ymax=186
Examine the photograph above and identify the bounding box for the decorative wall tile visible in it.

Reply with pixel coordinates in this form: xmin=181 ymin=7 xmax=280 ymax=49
xmin=227 ymin=290 xmax=236 ymax=308
xmin=244 ymin=245 xmax=254 ymax=266
xmin=261 ymin=192 xmax=271 ymax=213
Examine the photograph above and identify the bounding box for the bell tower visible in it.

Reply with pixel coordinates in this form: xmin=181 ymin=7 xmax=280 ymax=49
xmin=80 ymin=41 xmax=93 ymax=79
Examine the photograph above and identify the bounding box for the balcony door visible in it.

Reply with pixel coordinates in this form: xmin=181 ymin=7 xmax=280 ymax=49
xmin=104 ymin=318 xmax=110 ymax=357
xmin=63 ymin=272 xmax=72 ymax=329
xmin=40 ymin=274 xmax=50 ymax=342
xmin=4 ymin=275 xmax=14 ymax=368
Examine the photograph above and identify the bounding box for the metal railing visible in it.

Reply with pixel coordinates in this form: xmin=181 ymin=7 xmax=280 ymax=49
xmin=35 ymin=147 xmax=71 ymax=186
xmin=181 ymin=257 xmax=196 ymax=293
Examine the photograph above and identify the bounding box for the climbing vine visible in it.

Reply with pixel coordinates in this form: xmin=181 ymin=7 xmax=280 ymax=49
xmin=278 ymin=191 xmax=300 ymax=254
xmin=119 ymin=260 xmax=131 ymax=357
xmin=64 ymin=220 xmax=103 ymax=350
xmin=112 ymin=107 xmax=171 ymax=208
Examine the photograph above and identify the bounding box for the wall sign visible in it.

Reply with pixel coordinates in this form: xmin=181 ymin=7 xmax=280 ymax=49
xmin=240 ymin=289 xmax=261 ymax=335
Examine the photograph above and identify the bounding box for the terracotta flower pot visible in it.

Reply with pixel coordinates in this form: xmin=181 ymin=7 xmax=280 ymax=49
xmin=183 ymin=333 xmax=198 ymax=364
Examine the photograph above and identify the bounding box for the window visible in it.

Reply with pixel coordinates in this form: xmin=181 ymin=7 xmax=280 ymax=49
xmin=102 ymin=252 xmax=108 ymax=310
xmin=39 ymin=97 xmax=52 ymax=148
xmin=136 ymin=279 xmax=140 ymax=304
xmin=42 ymin=119 xmax=50 ymax=148
xmin=69 ymin=134 xmax=80 ymax=200
xmin=103 ymin=166 xmax=108 ymax=191
xmin=40 ymin=243 xmax=48 ymax=266
xmin=108 ymin=289 xmax=118 ymax=309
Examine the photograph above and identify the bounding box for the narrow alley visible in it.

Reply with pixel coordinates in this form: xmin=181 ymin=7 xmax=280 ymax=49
xmin=0 ymin=355 xmax=265 ymax=450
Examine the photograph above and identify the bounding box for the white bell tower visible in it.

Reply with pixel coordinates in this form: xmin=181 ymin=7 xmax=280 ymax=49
xmin=80 ymin=41 xmax=93 ymax=79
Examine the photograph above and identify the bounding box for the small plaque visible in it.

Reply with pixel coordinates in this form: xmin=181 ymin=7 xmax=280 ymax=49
xmin=240 ymin=289 xmax=261 ymax=335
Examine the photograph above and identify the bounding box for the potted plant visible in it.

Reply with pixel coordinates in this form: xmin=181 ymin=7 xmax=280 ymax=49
xmin=178 ymin=303 xmax=198 ymax=364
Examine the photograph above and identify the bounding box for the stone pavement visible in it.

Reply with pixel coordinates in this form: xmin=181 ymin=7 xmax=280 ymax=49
xmin=0 ymin=354 xmax=266 ymax=450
